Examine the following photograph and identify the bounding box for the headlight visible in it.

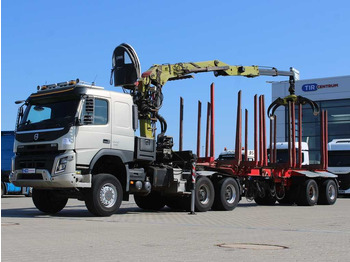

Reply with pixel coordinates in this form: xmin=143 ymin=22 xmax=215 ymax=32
xmin=56 ymin=157 xmax=68 ymax=174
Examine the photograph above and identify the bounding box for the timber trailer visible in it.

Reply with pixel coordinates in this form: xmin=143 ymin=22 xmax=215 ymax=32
xmin=194 ymin=85 xmax=337 ymax=208
xmin=10 ymin=43 xmax=337 ymax=216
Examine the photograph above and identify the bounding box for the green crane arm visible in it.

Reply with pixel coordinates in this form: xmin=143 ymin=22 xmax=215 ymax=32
xmin=139 ymin=61 xmax=297 ymax=88
xmin=136 ymin=61 xmax=298 ymax=138
xmin=110 ymin=43 xmax=304 ymax=140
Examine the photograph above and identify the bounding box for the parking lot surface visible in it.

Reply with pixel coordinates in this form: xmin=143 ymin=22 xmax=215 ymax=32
xmin=2 ymin=196 xmax=350 ymax=262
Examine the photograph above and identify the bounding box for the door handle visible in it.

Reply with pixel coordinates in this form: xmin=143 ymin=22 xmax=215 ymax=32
xmin=103 ymin=139 xmax=110 ymax=144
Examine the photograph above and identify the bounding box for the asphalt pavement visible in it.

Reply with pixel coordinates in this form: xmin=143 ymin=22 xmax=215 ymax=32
xmin=2 ymin=195 xmax=350 ymax=261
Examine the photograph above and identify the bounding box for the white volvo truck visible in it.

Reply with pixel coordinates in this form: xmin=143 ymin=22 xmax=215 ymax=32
xmin=328 ymin=139 xmax=350 ymax=194
xmin=10 ymin=43 xmax=309 ymax=216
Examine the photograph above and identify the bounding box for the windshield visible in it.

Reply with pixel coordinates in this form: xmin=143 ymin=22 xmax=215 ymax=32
xmin=218 ymin=154 xmax=235 ymax=160
xmin=18 ymin=99 xmax=80 ymax=131
xmin=275 ymin=150 xmax=289 ymax=164
xmin=329 ymin=151 xmax=350 ymax=167
xmin=217 ymin=153 xmax=252 ymax=161
xmin=267 ymin=149 xmax=305 ymax=164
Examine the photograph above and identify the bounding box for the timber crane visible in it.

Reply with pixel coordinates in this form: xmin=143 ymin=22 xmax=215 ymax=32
xmin=110 ymin=43 xmax=319 ymax=149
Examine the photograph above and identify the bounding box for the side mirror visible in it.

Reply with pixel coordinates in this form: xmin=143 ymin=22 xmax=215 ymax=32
xmin=15 ymin=104 xmax=26 ymax=130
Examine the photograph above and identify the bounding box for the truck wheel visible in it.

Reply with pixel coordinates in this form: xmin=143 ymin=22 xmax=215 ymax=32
xmin=297 ymin=179 xmax=319 ymax=206
xmin=212 ymin=178 xmax=240 ymax=211
xmin=195 ymin=176 xmax=215 ymax=212
xmin=254 ymin=193 xmax=276 ymax=205
xmin=134 ymin=191 xmax=165 ymax=211
xmin=32 ymin=189 xmax=68 ymax=214
xmin=85 ymin=174 xmax=123 ymax=216
xmin=318 ymin=179 xmax=337 ymax=205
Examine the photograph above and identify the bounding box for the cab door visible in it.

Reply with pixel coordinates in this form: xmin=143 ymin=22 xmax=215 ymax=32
xmin=75 ymin=97 xmax=111 ymax=165
xmin=111 ymin=96 xmax=134 ymax=152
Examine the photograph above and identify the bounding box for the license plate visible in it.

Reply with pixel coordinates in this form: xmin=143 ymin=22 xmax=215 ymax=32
xmin=22 ymin=168 xmax=36 ymax=174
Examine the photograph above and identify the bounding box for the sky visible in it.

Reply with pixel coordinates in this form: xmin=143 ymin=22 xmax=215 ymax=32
xmin=2 ymin=0 xmax=350 ymax=156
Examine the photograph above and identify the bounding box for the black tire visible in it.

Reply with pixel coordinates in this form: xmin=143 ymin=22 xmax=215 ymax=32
xmin=32 ymin=189 xmax=68 ymax=214
xmin=254 ymin=193 xmax=276 ymax=205
xmin=296 ymin=179 xmax=319 ymax=206
xmin=85 ymin=174 xmax=123 ymax=216
xmin=134 ymin=191 xmax=165 ymax=211
xmin=318 ymin=179 xmax=337 ymax=205
xmin=212 ymin=178 xmax=240 ymax=211
xmin=195 ymin=176 xmax=215 ymax=212
xmin=1 ymin=182 xmax=5 ymax=197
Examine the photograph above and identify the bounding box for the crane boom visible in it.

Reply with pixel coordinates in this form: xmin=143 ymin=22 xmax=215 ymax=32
xmin=111 ymin=43 xmax=304 ymax=141
xmin=140 ymin=61 xmax=298 ymax=88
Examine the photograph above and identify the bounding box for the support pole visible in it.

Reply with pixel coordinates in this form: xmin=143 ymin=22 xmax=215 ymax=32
xmin=254 ymin=95 xmax=258 ymax=166
xmin=259 ymin=96 xmax=263 ymax=166
xmin=262 ymin=95 xmax=268 ymax=166
xmin=210 ymin=83 xmax=215 ymax=159
xmin=196 ymin=101 xmax=202 ymax=157
xmin=288 ymin=101 xmax=292 ymax=168
xmin=273 ymin=115 xmax=277 ymax=164
xmin=189 ymin=162 xmax=196 ymax=215
xmin=179 ymin=97 xmax=184 ymax=152
xmin=325 ymin=110 xmax=328 ymax=169
xmin=205 ymin=102 xmax=211 ymax=158
xmin=320 ymin=110 xmax=325 ymax=169
xmin=291 ymin=102 xmax=296 ymax=168
xmin=245 ymin=109 xmax=248 ymax=162
xmin=235 ymin=91 xmax=242 ymax=163
xmin=270 ymin=116 xmax=273 ymax=165
xmin=298 ymin=104 xmax=302 ymax=168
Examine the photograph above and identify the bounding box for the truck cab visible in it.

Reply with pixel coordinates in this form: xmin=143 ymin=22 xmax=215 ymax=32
xmin=270 ymin=142 xmax=309 ymax=165
xmin=11 ymin=80 xmax=137 ymax=190
xmin=328 ymin=139 xmax=350 ymax=194
xmin=217 ymin=148 xmax=254 ymax=161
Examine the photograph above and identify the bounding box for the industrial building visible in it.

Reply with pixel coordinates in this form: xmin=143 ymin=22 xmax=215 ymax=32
xmin=272 ymin=75 xmax=350 ymax=164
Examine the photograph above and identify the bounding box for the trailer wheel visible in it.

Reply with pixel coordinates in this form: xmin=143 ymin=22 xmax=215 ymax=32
xmin=195 ymin=176 xmax=215 ymax=212
xmin=297 ymin=179 xmax=319 ymax=206
xmin=32 ymin=189 xmax=68 ymax=214
xmin=134 ymin=191 xmax=165 ymax=211
xmin=318 ymin=179 xmax=337 ymax=205
xmin=212 ymin=178 xmax=240 ymax=211
xmin=85 ymin=174 xmax=123 ymax=216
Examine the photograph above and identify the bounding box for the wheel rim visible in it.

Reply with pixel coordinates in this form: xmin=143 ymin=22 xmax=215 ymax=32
xmin=328 ymin=184 xmax=336 ymax=201
xmin=308 ymin=184 xmax=316 ymax=201
xmin=225 ymin=184 xmax=237 ymax=204
xmin=198 ymin=184 xmax=210 ymax=205
xmin=99 ymin=183 xmax=117 ymax=208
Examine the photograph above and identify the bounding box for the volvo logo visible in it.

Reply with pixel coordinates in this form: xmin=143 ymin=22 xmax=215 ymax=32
xmin=34 ymin=133 xmax=39 ymax=141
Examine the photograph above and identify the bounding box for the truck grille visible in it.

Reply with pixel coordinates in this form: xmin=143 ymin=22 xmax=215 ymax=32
xmin=17 ymin=143 xmax=60 ymax=155
xmin=15 ymin=154 xmax=57 ymax=172
xmin=18 ymin=159 xmax=47 ymax=169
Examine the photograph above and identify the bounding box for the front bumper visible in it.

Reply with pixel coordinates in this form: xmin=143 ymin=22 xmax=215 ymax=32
xmin=10 ymin=169 xmax=91 ymax=189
